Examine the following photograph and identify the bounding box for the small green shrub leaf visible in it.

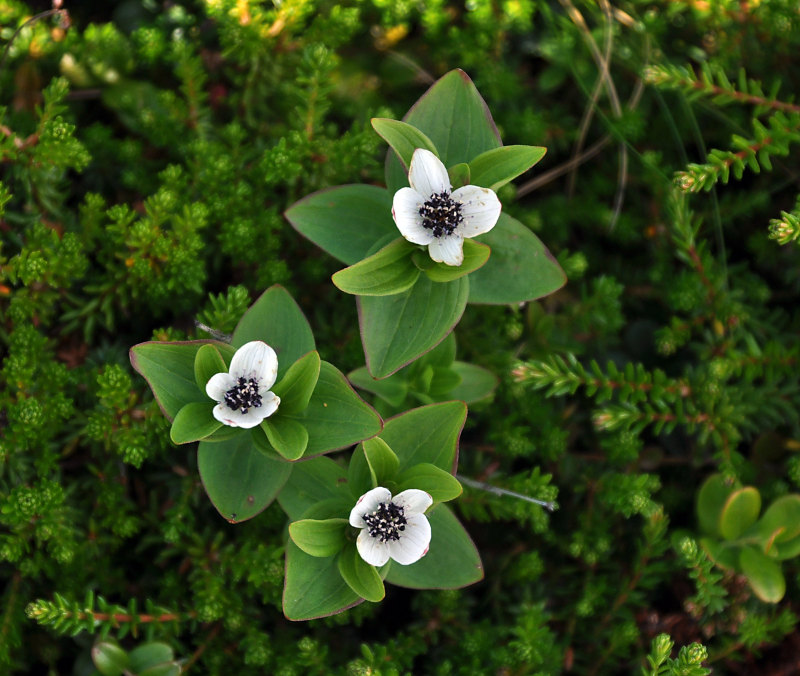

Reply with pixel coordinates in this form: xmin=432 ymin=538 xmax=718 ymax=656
xmin=739 ymin=546 xmax=786 ymax=602
xmin=699 ymin=537 xmax=738 ymax=571
xmin=719 ymin=487 xmax=761 ymax=540
xmin=289 ymin=518 xmax=349 ymax=558
xmin=468 ymin=145 xmax=547 ymax=191
xmin=198 ymin=433 xmax=292 ymax=523
xmin=423 ymin=240 xmax=491 ymax=283
xmin=337 ymin=544 xmax=386 ymax=602
xmin=272 ymin=351 xmax=321 ymax=415
xmin=332 ymin=238 xmax=419 ymax=296
xmin=92 ymin=640 xmax=129 ymax=676
xmin=697 ymin=474 xmax=734 ymax=537
xmin=371 ymin=118 xmax=439 ymax=169
xmin=170 ymin=401 xmax=222 ymax=444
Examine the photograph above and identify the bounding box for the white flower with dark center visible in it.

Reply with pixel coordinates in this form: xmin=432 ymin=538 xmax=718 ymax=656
xmin=392 ymin=148 xmax=502 ymax=266
xmin=205 ymin=341 xmax=280 ymax=429
xmin=349 ymin=486 xmax=433 ymax=566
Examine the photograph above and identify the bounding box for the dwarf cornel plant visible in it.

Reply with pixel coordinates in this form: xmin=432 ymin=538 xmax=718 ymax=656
xmin=3 ymin=1 xmax=800 ymax=674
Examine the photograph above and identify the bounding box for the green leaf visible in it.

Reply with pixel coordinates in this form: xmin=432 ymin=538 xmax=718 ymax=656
xmin=396 ymin=463 xmax=462 ymax=503
xmin=130 ymin=341 xmax=232 ymax=420
xmin=359 ymin=275 xmax=469 ymax=379
xmin=449 ymin=361 xmax=498 ymax=403
xmin=139 ymin=665 xmax=181 ymax=676
xmin=697 ymin=474 xmax=733 ymax=537
xmin=263 ymin=416 xmax=309 ymax=461
xmin=362 ymin=437 xmax=400 ymax=487
xmin=232 ymin=285 xmax=315 ymax=378
xmin=423 ymin=240 xmax=491 ymax=283
xmin=757 ymin=495 xmax=800 ymax=543
xmin=347 ymin=366 xmax=409 ymax=408
xmin=719 ymin=487 xmax=761 ymax=540
xmin=370 ymin=118 xmax=439 ymax=169
xmin=386 ymin=69 xmax=501 ymax=193
xmin=739 ymin=546 xmax=786 ymax=602
xmin=332 ymin=238 xmax=420 ymax=296
xmin=198 ymin=433 xmax=292 ymax=523
xmin=281 ymin=361 xmax=382 ymax=458
xmin=289 ymin=518 xmax=349 ymax=558
xmin=379 ymin=402 xmax=467 ymax=472
xmin=337 ymin=544 xmax=385 ymax=602
xmin=283 ymin=540 xmax=363 ymax=621
xmin=285 ymin=185 xmax=396 ymax=265
xmin=170 ymin=401 xmax=222 ymax=444
xmin=428 ymin=367 xmax=462 ymax=397
xmin=467 ymin=213 xmax=566 ymax=304
xmin=699 ymin=537 xmax=738 ymax=571
xmin=92 ymin=640 xmax=129 ymax=676
xmin=447 ymin=162 xmax=470 ymax=189
xmin=194 ymin=343 xmax=228 ymax=391
xmin=128 ymin=643 xmax=174 ymax=673
xmin=272 ymin=351 xmax=321 ymax=415
xmin=278 ymin=456 xmax=350 ymax=521
xmin=468 ymin=145 xmax=547 ymax=191
xmin=384 ymin=504 xmax=482 ymax=589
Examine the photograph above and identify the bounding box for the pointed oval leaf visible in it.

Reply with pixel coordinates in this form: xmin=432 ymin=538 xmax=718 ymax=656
xmin=198 ymin=433 xmax=292 ymax=523
xmin=332 ymin=238 xmax=420 ymax=296
xmin=371 ymin=118 xmax=439 ymax=169
xmin=283 ymin=540 xmax=363 ymax=621
xmin=285 ymin=184 xmax=395 ymax=265
xmin=359 ymin=275 xmax=469 ymax=379
xmin=720 ymin=487 xmax=761 ymax=540
xmin=278 ymin=456 xmax=351 ymax=521
xmin=386 ymin=69 xmax=501 ymax=193
xmin=380 ymin=402 xmax=467 ymax=472
xmin=232 ymin=285 xmax=315 ymax=378
xmin=194 ymin=343 xmax=228 ymax=391
xmin=362 ymin=437 xmax=400 ymax=487
xmin=739 ymin=546 xmax=786 ymax=602
xmin=289 ymin=518 xmax=349 ymax=558
xmin=396 ymin=463 xmax=462 ymax=503
xmin=467 ymin=213 xmax=566 ymax=304
xmin=281 ymin=361 xmax=382 ymax=458
xmin=697 ymin=474 xmax=734 ymax=537
xmin=263 ymin=416 xmax=309 ymax=461
xmin=348 ymin=367 xmax=409 ymax=408
xmin=449 ymin=361 xmax=498 ymax=403
xmin=468 ymin=145 xmax=547 ymax=191
xmin=428 ymin=367 xmax=463 ymax=397
xmin=170 ymin=401 xmax=223 ymax=444
xmin=130 ymin=340 xmax=232 ymax=420
xmin=272 ymin=351 xmax=321 ymax=415
xmin=337 ymin=544 xmax=385 ymax=602
xmin=423 ymin=240 xmax=490 ymax=283
xmin=384 ymin=504 xmax=482 ymax=589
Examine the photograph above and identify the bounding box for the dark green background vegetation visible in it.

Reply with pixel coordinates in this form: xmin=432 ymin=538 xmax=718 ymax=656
xmin=2 ymin=0 xmax=800 ymax=673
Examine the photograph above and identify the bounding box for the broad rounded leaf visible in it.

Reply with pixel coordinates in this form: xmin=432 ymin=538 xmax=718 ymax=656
xmin=273 ymin=351 xmax=321 ymax=415
xmin=739 ymin=546 xmax=786 ymax=602
xmin=467 ymin=213 xmax=566 ymax=305
xmin=128 ymin=643 xmax=175 ymax=674
xmin=396 ymin=463 xmax=462 ymax=503
xmin=170 ymin=401 xmax=222 ymax=444
xmin=263 ymin=416 xmax=309 ymax=461
xmin=337 ymin=543 xmax=386 ymax=602
xmin=198 ymin=433 xmax=292 ymax=523
xmin=232 ymin=285 xmax=315 ymax=378
xmin=468 ymin=145 xmax=547 ymax=191
xmin=332 ymin=238 xmax=419 ymax=296
xmin=289 ymin=518 xmax=349 ymax=558
xmin=758 ymin=495 xmax=800 ymax=543
xmin=194 ymin=343 xmax=228 ymax=391
xmin=371 ymin=118 xmax=439 ymax=170
xmin=384 ymin=504 xmax=482 ymax=589
xmin=719 ymin=487 xmax=761 ymax=540
xmin=379 ymin=402 xmax=467 ymax=472
xmin=283 ymin=540 xmax=363 ymax=621
xmin=359 ymin=275 xmax=469 ymax=379
xmin=92 ymin=640 xmax=129 ymax=676
xmin=285 ymin=185 xmax=395 ymax=265
xmin=699 ymin=537 xmax=738 ymax=571
xmin=697 ymin=473 xmax=734 ymax=537
xmin=423 ymin=240 xmax=490 ymax=283
xmin=130 ymin=340 xmax=233 ymax=420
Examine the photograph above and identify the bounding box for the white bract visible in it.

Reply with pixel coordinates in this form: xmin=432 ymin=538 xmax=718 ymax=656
xmin=349 ymin=486 xmax=433 ymax=566
xmin=392 ymin=148 xmax=502 ymax=266
xmin=205 ymin=341 xmax=280 ymax=429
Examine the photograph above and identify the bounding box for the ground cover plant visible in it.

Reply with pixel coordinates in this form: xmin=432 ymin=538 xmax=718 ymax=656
xmin=2 ymin=0 xmax=800 ymax=673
